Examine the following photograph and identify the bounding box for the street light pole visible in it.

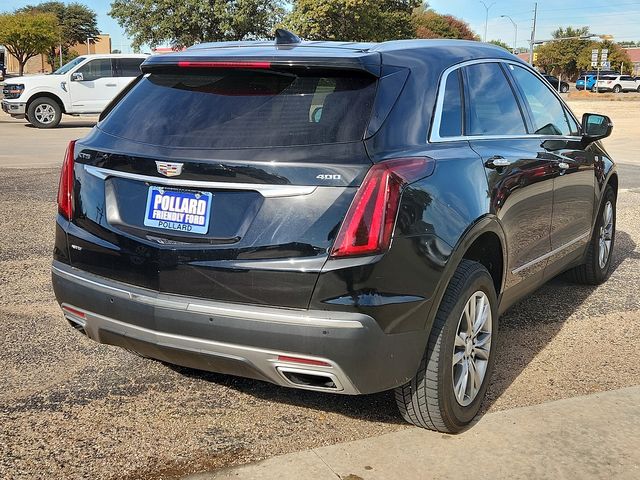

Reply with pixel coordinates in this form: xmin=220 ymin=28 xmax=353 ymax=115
xmin=500 ymin=15 xmax=518 ymax=54
xmin=480 ymin=1 xmax=496 ymax=42
xmin=529 ymin=2 xmax=538 ymax=64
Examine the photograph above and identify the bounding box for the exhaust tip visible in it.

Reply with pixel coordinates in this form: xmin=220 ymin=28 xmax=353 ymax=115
xmin=276 ymin=367 xmax=342 ymax=391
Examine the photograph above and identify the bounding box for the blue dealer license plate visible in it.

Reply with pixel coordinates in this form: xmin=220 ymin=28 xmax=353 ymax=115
xmin=144 ymin=186 xmax=212 ymax=235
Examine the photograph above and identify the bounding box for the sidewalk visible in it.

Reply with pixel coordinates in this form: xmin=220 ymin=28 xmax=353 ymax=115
xmin=187 ymin=386 xmax=640 ymax=480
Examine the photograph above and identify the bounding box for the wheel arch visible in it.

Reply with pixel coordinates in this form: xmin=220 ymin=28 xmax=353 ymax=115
xmin=26 ymin=92 xmax=66 ymax=114
xmin=423 ymin=216 xmax=507 ymax=333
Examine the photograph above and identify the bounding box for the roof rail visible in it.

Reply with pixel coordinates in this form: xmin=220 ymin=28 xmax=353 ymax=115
xmin=275 ymin=29 xmax=301 ymax=46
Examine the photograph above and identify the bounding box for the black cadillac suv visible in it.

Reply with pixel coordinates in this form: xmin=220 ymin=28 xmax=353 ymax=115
xmin=52 ymin=32 xmax=617 ymax=433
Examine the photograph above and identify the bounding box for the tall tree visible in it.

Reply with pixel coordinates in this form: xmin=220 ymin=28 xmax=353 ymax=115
xmin=282 ymin=0 xmax=420 ymax=42
xmin=0 ymin=12 xmax=60 ymax=75
xmin=412 ymin=4 xmax=479 ymax=40
xmin=488 ymin=39 xmax=511 ymax=51
xmin=17 ymin=2 xmax=100 ymax=70
xmin=535 ymin=26 xmax=591 ymax=79
xmin=110 ymin=0 xmax=285 ymax=50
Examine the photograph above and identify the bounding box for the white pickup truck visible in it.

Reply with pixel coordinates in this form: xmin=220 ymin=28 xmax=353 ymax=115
xmin=1 ymin=54 xmax=147 ymax=128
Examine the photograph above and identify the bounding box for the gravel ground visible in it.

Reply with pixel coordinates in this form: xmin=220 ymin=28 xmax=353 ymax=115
xmin=1 ymin=168 xmax=639 ymax=480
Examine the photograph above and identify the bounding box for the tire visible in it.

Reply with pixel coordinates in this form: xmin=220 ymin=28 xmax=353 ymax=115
xmin=636 ymin=86 xmax=640 ymax=93
xmin=612 ymin=85 xmax=621 ymax=93
xmin=395 ymin=260 xmax=498 ymax=433
xmin=26 ymin=97 xmax=62 ymax=128
xmin=568 ymin=185 xmax=616 ymax=285
xmin=561 ymin=84 xmax=569 ymax=93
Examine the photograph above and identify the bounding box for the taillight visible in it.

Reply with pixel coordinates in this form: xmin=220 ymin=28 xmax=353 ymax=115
xmin=57 ymin=140 xmax=76 ymax=219
xmin=330 ymin=157 xmax=435 ymax=258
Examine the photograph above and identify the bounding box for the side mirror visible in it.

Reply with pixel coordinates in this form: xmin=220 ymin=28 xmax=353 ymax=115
xmin=582 ymin=113 xmax=612 ymax=142
xmin=71 ymin=72 xmax=84 ymax=82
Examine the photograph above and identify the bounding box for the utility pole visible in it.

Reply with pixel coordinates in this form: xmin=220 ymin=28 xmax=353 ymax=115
xmin=480 ymin=1 xmax=496 ymax=42
xmin=528 ymin=2 xmax=538 ymax=65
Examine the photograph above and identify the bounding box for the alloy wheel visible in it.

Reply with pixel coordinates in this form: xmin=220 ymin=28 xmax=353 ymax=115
xmin=598 ymin=200 xmax=614 ymax=269
xmin=452 ymin=291 xmax=492 ymax=407
xmin=34 ymin=104 xmax=56 ymax=124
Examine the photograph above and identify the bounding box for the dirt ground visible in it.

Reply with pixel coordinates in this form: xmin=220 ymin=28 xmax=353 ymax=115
xmin=566 ymin=98 xmax=639 ymax=166
xmin=1 ymin=100 xmax=640 ymax=479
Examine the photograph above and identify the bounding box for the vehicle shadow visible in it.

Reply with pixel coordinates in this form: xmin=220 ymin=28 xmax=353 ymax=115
xmin=171 ymin=229 xmax=636 ymax=428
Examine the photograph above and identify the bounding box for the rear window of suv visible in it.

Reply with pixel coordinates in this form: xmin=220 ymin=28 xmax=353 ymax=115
xmin=99 ymin=68 xmax=377 ymax=148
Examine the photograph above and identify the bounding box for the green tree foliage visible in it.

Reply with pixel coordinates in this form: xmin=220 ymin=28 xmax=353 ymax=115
xmin=110 ymin=0 xmax=285 ymax=49
xmin=412 ymin=4 xmax=479 ymax=40
xmin=0 ymin=12 xmax=60 ymax=75
xmin=535 ymin=26 xmax=591 ymax=79
xmin=577 ymin=40 xmax=632 ymax=74
xmin=618 ymin=40 xmax=639 ymax=48
xmin=282 ymin=0 xmax=420 ymax=42
xmin=17 ymin=2 xmax=100 ymax=70
xmin=488 ymin=39 xmax=511 ymax=51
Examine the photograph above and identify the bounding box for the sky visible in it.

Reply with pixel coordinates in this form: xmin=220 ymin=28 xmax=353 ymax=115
xmin=3 ymin=0 xmax=640 ymax=53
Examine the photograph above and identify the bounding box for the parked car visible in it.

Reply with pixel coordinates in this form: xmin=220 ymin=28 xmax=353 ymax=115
xmin=576 ymin=74 xmax=596 ymax=91
xmin=594 ymin=74 xmax=640 ymax=93
xmin=1 ymin=54 xmax=147 ymax=128
xmin=52 ymin=33 xmax=618 ymax=433
xmin=541 ymin=74 xmax=570 ymax=93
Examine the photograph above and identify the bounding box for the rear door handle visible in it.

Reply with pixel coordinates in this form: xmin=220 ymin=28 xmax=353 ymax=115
xmin=484 ymin=156 xmax=512 ymax=169
xmin=106 ymin=83 xmax=117 ymax=87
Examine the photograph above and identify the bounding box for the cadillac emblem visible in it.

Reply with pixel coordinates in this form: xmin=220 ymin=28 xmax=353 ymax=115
xmin=156 ymin=161 xmax=184 ymax=177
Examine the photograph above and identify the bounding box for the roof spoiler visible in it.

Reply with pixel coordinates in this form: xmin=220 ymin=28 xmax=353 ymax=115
xmin=141 ymin=55 xmax=382 ymax=76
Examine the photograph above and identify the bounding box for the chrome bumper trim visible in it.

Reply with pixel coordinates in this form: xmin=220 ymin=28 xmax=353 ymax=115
xmin=52 ymin=262 xmax=365 ymax=329
xmin=60 ymin=302 xmax=358 ymax=394
xmin=83 ymin=164 xmax=318 ymax=198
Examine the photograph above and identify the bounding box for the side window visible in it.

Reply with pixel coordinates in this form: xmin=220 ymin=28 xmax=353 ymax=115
xmin=117 ymin=58 xmax=144 ymax=77
xmin=464 ymin=62 xmax=527 ymax=136
xmin=439 ymin=69 xmax=463 ymax=137
xmin=509 ymin=65 xmax=572 ymax=136
xmin=75 ymin=59 xmax=113 ymax=81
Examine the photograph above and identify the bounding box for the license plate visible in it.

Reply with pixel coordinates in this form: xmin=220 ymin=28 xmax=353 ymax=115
xmin=144 ymin=186 xmax=212 ymax=235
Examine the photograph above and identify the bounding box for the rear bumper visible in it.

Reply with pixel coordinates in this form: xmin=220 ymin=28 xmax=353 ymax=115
xmin=52 ymin=260 xmax=427 ymax=394
xmin=1 ymin=99 xmax=26 ymax=116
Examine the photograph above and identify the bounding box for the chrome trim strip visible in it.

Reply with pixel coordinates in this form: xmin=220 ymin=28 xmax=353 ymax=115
xmin=52 ymin=263 xmax=365 ymax=329
xmin=512 ymin=231 xmax=590 ymax=275
xmin=429 ymin=58 xmax=582 ymax=143
xmin=83 ymin=164 xmax=318 ymax=198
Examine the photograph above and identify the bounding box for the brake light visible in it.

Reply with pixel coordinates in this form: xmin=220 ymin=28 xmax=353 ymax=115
xmin=57 ymin=140 xmax=76 ymax=219
xmin=177 ymin=61 xmax=271 ymax=69
xmin=330 ymin=157 xmax=435 ymax=258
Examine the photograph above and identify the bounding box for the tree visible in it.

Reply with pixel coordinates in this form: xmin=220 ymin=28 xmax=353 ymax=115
xmin=412 ymin=4 xmax=478 ymax=40
xmin=535 ymin=26 xmax=591 ymax=79
xmin=110 ymin=0 xmax=285 ymax=50
xmin=488 ymin=39 xmax=511 ymax=51
xmin=0 ymin=12 xmax=60 ymax=75
xmin=577 ymin=40 xmax=632 ymax=74
xmin=282 ymin=0 xmax=419 ymax=42
xmin=17 ymin=2 xmax=100 ymax=70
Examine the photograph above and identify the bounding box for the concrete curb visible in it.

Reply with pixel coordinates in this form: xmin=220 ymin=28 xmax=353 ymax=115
xmin=187 ymin=386 xmax=640 ymax=480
